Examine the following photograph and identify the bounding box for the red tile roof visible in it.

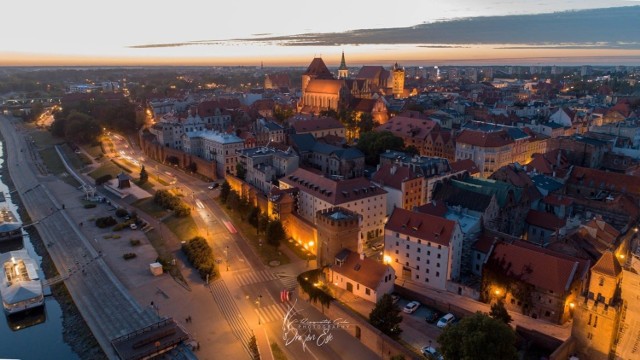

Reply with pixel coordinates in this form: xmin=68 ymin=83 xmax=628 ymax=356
xmin=376 ymin=116 xmax=439 ymax=140
xmin=330 ymin=250 xmax=391 ymax=290
xmin=372 ymin=164 xmax=421 ymax=191
xmin=304 ymin=58 xmax=333 ymax=79
xmin=591 ymin=251 xmax=622 ymax=277
xmin=581 ymin=216 xmax=620 ymax=245
xmin=449 ymin=159 xmax=480 ymax=175
xmin=490 ymin=240 xmax=589 ymax=294
xmin=543 ymin=195 xmax=574 ymax=206
xmin=455 ymin=129 xmax=513 ymax=148
xmin=569 ymin=166 xmax=640 ymax=197
xmin=292 ymin=117 xmax=344 ymax=133
xmin=385 ymin=208 xmax=457 ymax=247
xmin=413 ymin=200 xmax=448 ymax=217
xmin=280 ymin=168 xmax=386 ymax=205
xmin=473 ymin=235 xmax=497 ymax=253
xmin=526 ymin=210 xmax=566 ymax=230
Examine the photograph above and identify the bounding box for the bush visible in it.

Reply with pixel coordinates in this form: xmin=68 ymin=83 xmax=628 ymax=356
xmin=130 ymin=239 xmax=141 ymax=246
xmin=182 ymin=236 xmax=216 ymax=280
xmin=84 ymin=203 xmax=97 ymax=209
xmin=113 ymin=223 xmax=129 ymax=231
xmin=154 ymin=189 xmax=191 ymax=217
xmin=95 ymin=216 xmax=117 ymax=228
xmin=115 ymin=208 xmax=129 ymax=218
xmin=95 ymin=174 xmax=113 ymax=185
xmin=123 ymin=253 xmax=137 ymax=260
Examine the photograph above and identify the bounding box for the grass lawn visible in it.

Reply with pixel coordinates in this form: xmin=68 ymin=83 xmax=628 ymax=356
xmin=215 ymin=198 xmax=290 ymax=266
xmin=131 ymin=198 xmax=169 ymax=219
xmin=270 ymin=343 xmax=288 ymax=360
xmin=85 ymin=144 xmax=104 ymax=159
xmin=163 ymin=215 xmax=199 ymax=242
xmin=111 ymin=159 xmax=133 ymax=173
xmin=39 ymin=147 xmax=66 ymax=174
xmin=60 ymin=143 xmax=87 ymax=170
xmin=30 ymin=129 xmax=64 ymax=147
xmin=88 ymin=161 xmax=122 ymax=180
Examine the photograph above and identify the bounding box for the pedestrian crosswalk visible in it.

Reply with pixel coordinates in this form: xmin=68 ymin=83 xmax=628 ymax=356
xmin=234 ymin=269 xmax=279 ymax=287
xmin=256 ymin=302 xmax=292 ymax=324
xmin=277 ymin=274 xmax=298 ymax=291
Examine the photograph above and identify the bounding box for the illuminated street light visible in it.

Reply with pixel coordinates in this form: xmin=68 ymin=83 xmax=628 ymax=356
xmin=383 ymin=255 xmax=392 ymax=264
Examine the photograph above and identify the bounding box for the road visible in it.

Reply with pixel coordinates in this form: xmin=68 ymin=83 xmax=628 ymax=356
xmin=0 ymin=115 xmax=160 ymax=359
xmin=108 ymin=132 xmax=381 ymax=359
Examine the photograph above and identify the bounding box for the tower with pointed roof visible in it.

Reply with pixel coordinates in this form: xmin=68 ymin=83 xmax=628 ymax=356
xmin=338 ymin=51 xmax=349 ymax=79
xmin=391 ymin=62 xmax=405 ymax=99
xmin=571 ymin=250 xmax=622 ymax=360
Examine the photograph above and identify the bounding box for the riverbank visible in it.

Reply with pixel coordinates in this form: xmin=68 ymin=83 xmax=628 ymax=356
xmin=0 ymin=127 xmax=106 ymax=360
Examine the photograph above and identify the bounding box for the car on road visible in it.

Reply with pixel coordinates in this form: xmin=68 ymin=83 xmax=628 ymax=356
xmin=421 ymin=346 xmax=443 ymax=360
xmin=208 ymin=183 xmax=219 ymax=190
xmin=425 ymin=308 xmax=441 ymax=323
xmin=370 ymin=243 xmax=383 ymax=251
xmin=129 ymin=223 xmax=138 ymax=230
xmin=403 ymin=301 xmax=421 ymax=314
xmin=436 ymin=313 xmax=456 ymax=328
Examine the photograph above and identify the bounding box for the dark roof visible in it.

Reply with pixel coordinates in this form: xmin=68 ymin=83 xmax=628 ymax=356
xmin=526 ymin=210 xmax=566 ymax=230
xmin=289 ymin=133 xmax=316 ymax=152
xmin=386 ymin=208 xmax=457 ymax=247
xmin=304 ymin=58 xmax=333 ymax=79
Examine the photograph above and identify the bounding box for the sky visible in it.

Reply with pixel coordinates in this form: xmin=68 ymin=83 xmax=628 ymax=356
xmin=2 ymin=0 xmax=640 ymax=67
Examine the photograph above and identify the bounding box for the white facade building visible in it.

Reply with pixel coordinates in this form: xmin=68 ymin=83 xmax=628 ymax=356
xmin=384 ymin=207 xmax=463 ymax=291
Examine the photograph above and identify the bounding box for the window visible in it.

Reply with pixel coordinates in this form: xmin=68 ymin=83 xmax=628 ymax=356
xmin=416 ymin=275 xmax=420 ymax=279
xmin=406 ymin=244 xmax=410 ymax=250
xmin=436 ymin=263 xmax=440 ymax=268
xmin=396 ymin=241 xmax=399 ymax=246
xmin=417 ymin=257 xmax=420 ymax=261
xmin=437 ymin=254 xmax=441 ymax=259
xmin=365 ymin=288 xmax=370 ymax=295
xmin=417 ymin=248 xmax=421 ymax=253
xmin=395 ymin=250 xmax=398 ymax=254
xmin=436 ymin=272 xmax=440 ymax=277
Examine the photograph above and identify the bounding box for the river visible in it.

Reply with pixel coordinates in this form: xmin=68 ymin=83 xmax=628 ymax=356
xmin=0 ymin=140 xmax=79 ymax=360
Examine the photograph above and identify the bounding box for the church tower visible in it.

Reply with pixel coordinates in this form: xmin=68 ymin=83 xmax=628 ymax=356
xmin=571 ymin=251 xmax=622 ymax=360
xmin=338 ymin=51 xmax=349 ymax=79
xmin=391 ymin=62 xmax=405 ymax=99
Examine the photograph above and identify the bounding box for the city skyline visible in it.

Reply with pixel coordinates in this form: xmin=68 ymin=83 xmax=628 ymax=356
xmin=2 ymin=1 xmax=640 ymax=66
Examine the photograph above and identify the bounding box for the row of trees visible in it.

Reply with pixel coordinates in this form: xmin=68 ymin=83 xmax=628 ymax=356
xmin=153 ymin=190 xmax=191 ymax=217
xmin=181 ymin=236 xmax=216 ymax=280
xmin=218 ymin=181 xmax=286 ymax=247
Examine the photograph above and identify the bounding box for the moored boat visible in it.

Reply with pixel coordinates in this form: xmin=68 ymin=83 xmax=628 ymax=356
xmin=1 ymin=250 xmax=44 ymax=314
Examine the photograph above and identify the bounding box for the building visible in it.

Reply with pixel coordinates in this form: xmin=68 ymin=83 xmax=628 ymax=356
xmin=383 ymin=207 xmax=463 ymax=291
xmin=455 ymin=129 xmax=514 ymax=178
xmin=375 ymin=116 xmax=440 ymax=155
xmin=279 ymin=168 xmax=387 ymax=244
xmin=484 ymin=240 xmax=589 ymax=324
xmin=298 ymin=58 xmax=348 ymax=114
xmin=570 ymin=251 xmax=621 ymax=359
xmin=254 ymin=118 xmax=285 ymax=146
xmin=524 ymin=209 xmax=567 ymax=246
xmin=316 ymin=207 xmax=361 ymax=267
xmin=238 ymin=146 xmax=299 ymax=195
xmin=391 ymin=62 xmax=405 ymax=99
xmin=371 ymin=163 xmax=425 ymax=215
xmin=182 ymin=131 xmax=244 ymax=177
xmin=288 ymin=134 xmax=364 ymax=179
xmin=290 ymin=115 xmax=346 ymax=139
xmin=326 ymin=249 xmax=395 ymax=304
xmin=337 ymin=51 xmax=349 ymax=79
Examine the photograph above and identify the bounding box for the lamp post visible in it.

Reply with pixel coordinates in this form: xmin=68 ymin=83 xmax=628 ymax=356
xmin=224 ymin=245 xmax=229 ymax=271
xmin=257 ymin=295 xmax=263 ymax=325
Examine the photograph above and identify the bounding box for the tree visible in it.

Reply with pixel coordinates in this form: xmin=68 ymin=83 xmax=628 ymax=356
xmin=356 ymin=131 xmax=405 ymax=166
xmin=438 ymin=312 xmax=517 ymax=360
xmin=490 ymin=300 xmax=513 ymax=325
xmin=219 ymin=181 xmax=231 ymax=203
xmin=248 ymin=335 xmax=260 ymax=360
xmin=139 ymin=165 xmax=148 ymax=184
xmin=369 ymin=293 xmax=403 ymax=339
xmin=236 ymin=162 xmax=246 ymax=180
xmin=265 ymin=220 xmax=286 ymax=247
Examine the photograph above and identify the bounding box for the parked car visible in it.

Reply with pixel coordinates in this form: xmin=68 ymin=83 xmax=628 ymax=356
xmin=403 ymin=301 xmax=421 ymax=314
xmin=436 ymin=313 xmax=456 ymax=328
xmin=208 ymin=183 xmax=219 ymax=190
xmin=129 ymin=223 xmax=138 ymax=230
xmin=421 ymin=346 xmax=444 ymax=360
xmin=425 ymin=308 xmax=441 ymax=323
xmin=371 ymin=243 xmax=383 ymax=251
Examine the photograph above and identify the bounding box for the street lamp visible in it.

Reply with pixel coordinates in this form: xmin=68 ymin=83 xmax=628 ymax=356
xmin=256 ymin=295 xmax=263 ymax=325
xmin=224 ymin=246 xmax=229 ymax=271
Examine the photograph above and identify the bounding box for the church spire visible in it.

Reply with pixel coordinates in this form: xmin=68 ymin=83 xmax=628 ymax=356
xmin=338 ymin=51 xmax=348 ymax=79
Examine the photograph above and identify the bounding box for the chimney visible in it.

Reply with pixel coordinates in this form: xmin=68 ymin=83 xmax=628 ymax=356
xmin=359 ymin=252 xmax=365 ymax=260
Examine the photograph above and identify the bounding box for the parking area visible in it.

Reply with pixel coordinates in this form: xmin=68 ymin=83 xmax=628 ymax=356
xmin=395 ymin=295 xmax=451 ymax=356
